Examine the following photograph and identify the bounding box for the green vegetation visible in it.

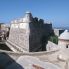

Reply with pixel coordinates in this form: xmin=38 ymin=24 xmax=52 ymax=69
xmin=49 ymin=35 xmax=58 ymax=44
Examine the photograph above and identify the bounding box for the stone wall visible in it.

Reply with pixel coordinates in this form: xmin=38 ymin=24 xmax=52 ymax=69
xmin=46 ymin=41 xmax=59 ymax=51
xmin=58 ymin=39 xmax=69 ymax=49
xmin=0 ymin=49 xmax=68 ymax=69
xmin=43 ymin=23 xmax=52 ymax=35
xmin=9 ymin=26 xmax=30 ymax=52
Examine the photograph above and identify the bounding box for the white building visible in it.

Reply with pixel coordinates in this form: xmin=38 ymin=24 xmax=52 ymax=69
xmin=58 ymin=30 xmax=69 ymax=49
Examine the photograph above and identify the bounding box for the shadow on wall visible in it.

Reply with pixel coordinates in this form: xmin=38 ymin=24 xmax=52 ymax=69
xmin=41 ymin=35 xmax=49 ymax=51
xmin=0 ymin=52 xmax=24 ymax=69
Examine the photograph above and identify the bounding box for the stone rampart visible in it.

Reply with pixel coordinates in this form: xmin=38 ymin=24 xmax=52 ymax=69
xmin=0 ymin=49 xmax=68 ymax=69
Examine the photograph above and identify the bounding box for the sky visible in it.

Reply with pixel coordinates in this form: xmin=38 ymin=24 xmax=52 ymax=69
xmin=0 ymin=0 xmax=69 ymax=27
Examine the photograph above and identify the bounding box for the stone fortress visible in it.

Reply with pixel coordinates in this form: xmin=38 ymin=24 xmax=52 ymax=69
xmin=6 ymin=12 xmax=52 ymax=52
xmin=0 ymin=12 xmax=69 ymax=69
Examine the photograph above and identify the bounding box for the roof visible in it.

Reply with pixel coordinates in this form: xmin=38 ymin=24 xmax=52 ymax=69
xmin=59 ymin=30 xmax=69 ymax=40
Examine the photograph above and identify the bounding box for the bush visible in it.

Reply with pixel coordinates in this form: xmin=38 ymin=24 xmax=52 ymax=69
xmin=49 ymin=35 xmax=58 ymax=44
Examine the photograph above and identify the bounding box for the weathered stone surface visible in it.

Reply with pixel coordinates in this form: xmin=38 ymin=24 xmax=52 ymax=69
xmin=7 ymin=12 xmax=52 ymax=52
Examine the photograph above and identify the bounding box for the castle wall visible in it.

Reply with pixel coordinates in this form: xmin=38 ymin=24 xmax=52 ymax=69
xmin=7 ymin=12 xmax=52 ymax=52
xmin=29 ymin=23 xmax=43 ymax=52
xmin=8 ymin=22 xmax=52 ymax=52
xmin=9 ymin=23 xmax=30 ymax=52
xmin=43 ymin=23 xmax=52 ymax=35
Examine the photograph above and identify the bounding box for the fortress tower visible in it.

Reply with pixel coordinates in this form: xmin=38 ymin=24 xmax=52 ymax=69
xmin=7 ymin=12 xmax=52 ymax=52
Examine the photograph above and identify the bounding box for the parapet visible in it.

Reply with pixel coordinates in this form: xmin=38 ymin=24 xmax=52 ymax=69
xmin=11 ymin=12 xmax=33 ymax=23
xmin=23 ymin=11 xmax=33 ymax=23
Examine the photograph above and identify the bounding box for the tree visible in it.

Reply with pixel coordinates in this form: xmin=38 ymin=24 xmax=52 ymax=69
xmin=49 ymin=35 xmax=58 ymax=44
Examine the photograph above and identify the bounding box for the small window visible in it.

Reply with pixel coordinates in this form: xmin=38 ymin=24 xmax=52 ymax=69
xmin=66 ymin=45 xmax=68 ymax=48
